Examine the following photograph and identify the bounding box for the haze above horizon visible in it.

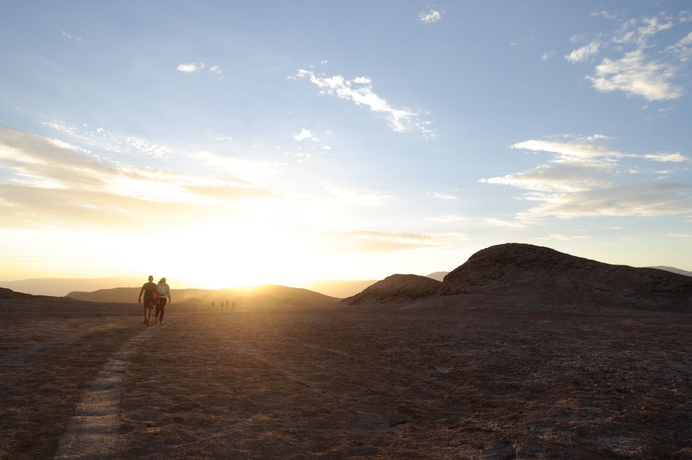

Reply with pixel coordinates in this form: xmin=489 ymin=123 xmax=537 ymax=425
xmin=1 ymin=1 xmax=691 ymax=289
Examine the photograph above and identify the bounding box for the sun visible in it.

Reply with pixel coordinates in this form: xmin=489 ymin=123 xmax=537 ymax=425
xmin=155 ymin=222 xmax=322 ymax=289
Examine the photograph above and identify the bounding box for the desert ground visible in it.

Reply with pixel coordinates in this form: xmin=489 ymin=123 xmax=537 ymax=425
xmin=1 ymin=295 xmax=692 ymax=459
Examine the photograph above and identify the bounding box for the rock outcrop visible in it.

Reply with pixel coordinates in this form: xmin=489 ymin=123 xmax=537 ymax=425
xmin=440 ymin=243 xmax=692 ymax=311
xmin=342 ymin=274 xmax=441 ymax=306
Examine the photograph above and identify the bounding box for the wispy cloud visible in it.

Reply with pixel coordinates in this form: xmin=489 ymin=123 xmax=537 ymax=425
xmin=517 ymin=183 xmax=692 ymax=220
xmin=210 ymin=65 xmax=221 ymax=74
xmin=482 ymin=135 xmax=692 ymax=221
xmin=426 ymin=215 xmax=466 ymax=223
xmin=644 ymin=152 xmax=688 ymax=162
xmin=429 ymin=192 xmax=458 ymax=200
xmin=666 ymin=32 xmax=692 ymax=62
xmin=177 ymin=62 xmax=205 ymax=73
xmin=192 ymin=151 xmax=284 ymax=183
xmin=61 ymin=31 xmax=84 ymax=42
xmin=293 ymin=128 xmax=319 ymax=141
xmin=326 ymin=230 xmax=464 ymax=253
xmin=43 ymin=121 xmax=172 ymax=159
xmin=591 ymin=10 xmax=618 ymax=20
xmin=418 ymin=9 xmax=442 ymax=24
xmin=538 ymin=234 xmax=590 ymax=241
xmin=587 ymin=49 xmax=683 ymax=101
xmin=542 ymin=50 xmax=556 ymax=61
xmin=0 ymin=126 xmax=273 ymax=230
xmin=291 ymin=70 xmax=437 ymax=139
xmin=567 ymin=12 xmax=690 ymax=101
xmin=323 ymin=183 xmax=393 ymax=206
xmin=486 ymin=218 xmax=525 ymax=228
xmin=565 ymin=41 xmax=602 ymax=63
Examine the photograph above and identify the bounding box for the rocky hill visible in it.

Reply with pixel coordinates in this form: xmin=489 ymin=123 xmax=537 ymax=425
xmin=439 ymin=243 xmax=692 ymax=311
xmin=341 ymin=274 xmax=441 ymax=306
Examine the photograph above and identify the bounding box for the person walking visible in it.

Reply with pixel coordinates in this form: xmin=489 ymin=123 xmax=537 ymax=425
xmin=138 ymin=275 xmax=157 ymax=325
xmin=155 ymin=277 xmax=172 ymax=324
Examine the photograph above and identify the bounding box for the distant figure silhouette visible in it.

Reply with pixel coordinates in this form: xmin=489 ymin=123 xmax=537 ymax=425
xmin=138 ymin=275 xmax=157 ymax=325
xmin=155 ymin=277 xmax=172 ymax=324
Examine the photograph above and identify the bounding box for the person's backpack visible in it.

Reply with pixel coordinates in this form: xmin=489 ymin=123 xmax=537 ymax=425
xmin=144 ymin=282 xmax=158 ymax=307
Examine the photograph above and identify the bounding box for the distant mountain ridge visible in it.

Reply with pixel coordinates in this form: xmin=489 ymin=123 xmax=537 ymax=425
xmin=66 ymin=284 xmax=340 ymax=308
xmin=425 ymin=271 xmax=449 ymax=282
xmin=0 ymin=277 xmax=377 ymax=298
xmin=0 ymin=276 xmax=143 ymax=297
xmin=648 ymin=266 xmax=692 ymax=278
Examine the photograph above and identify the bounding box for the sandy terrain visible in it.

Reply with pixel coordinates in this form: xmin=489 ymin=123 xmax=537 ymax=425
xmin=1 ymin=296 xmax=692 ymax=459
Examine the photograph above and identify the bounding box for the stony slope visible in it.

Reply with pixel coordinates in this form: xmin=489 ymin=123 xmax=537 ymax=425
xmin=440 ymin=243 xmax=692 ymax=311
xmin=341 ymin=274 xmax=441 ymax=306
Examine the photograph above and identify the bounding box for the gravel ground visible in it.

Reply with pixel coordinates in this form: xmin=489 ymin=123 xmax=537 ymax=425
xmin=1 ymin=299 xmax=691 ymax=459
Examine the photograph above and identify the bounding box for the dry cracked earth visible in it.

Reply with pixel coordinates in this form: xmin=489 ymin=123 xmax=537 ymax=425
xmin=1 ymin=299 xmax=691 ymax=459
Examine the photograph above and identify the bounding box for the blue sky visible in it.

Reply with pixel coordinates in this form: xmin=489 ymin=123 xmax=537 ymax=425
xmin=1 ymin=1 xmax=691 ymax=288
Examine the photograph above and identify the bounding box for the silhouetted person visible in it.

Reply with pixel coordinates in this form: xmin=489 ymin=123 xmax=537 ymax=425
xmin=138 ymin=275 xmax=157 ymax=325
xmin=155 ymin=277 xmax=171 ymax=324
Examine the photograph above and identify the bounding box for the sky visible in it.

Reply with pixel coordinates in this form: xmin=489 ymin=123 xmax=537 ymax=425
xmin=1 ymin=1 xmax=691 ymax=289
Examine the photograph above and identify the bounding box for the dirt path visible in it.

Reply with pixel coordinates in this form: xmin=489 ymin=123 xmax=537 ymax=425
xmin=53 ymin=318 xmax=179 ymax=459
xmin=0 ymin=304 xmax=145 ymax=459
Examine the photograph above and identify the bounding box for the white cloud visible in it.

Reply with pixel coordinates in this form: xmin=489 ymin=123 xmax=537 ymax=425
xmin=0 ymin=126 xmax=275 ymax=230
xmin=426 ymin=215 xmax=466 ymax=223
xmin=193 ymin=151 xmax=283 ymax=182
xmin=542 ymin=50 xmax=556 ymax=61
xmin=429 ymin=192 xmax=458 ymax=200
xmin=418 ymin=9 xmax=442 ymax=24
xmin=292 ymin=69 xmax=436 ymax=139
xmin=538 ymin=234 xmax=590 ymax=241
xmin=210 ymin=65 xmax=221 ymax=74
xmin=667 ymin=32 xmax=692 ymax=62
xmin=644 ymin=152 xmax=688 ymax=162
xmin=481 ymin=163 xmax=612 ymax=193
xmin=328 ymin=230 xmax=464 ymax=253
xmin=516 ymin=183 xmax=692 ymax=220
xmin=293 ymin=128 xmax=319 ymax=141
xmin=571 ymin=12 xmax=688 ymax=101
xmin=47 ymin=138 xmax=91 ymax=155
xmin=43 ymin=120 xmax=173 ymax=159
xmin=177 ymin=62 xmax=205 ymax=73
xmin=510 ymin=138 xmax=632 ymax=164
xmin=323 ymin=183 xmax=393 ymax=206
xmin=591 ymin=11 xmax=618 ymax=20
xmin=61 ymin=31 xmax=84 ymax=42
xmin=484 ymin=136 xmax=692 ymax=221
xmin=565 ymin=41 xmax=602 ymax=63
xmin=486 ymin=218 xmax=525 ymax=228
xmin=587 ymin=49 xmax=682 ymax=101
